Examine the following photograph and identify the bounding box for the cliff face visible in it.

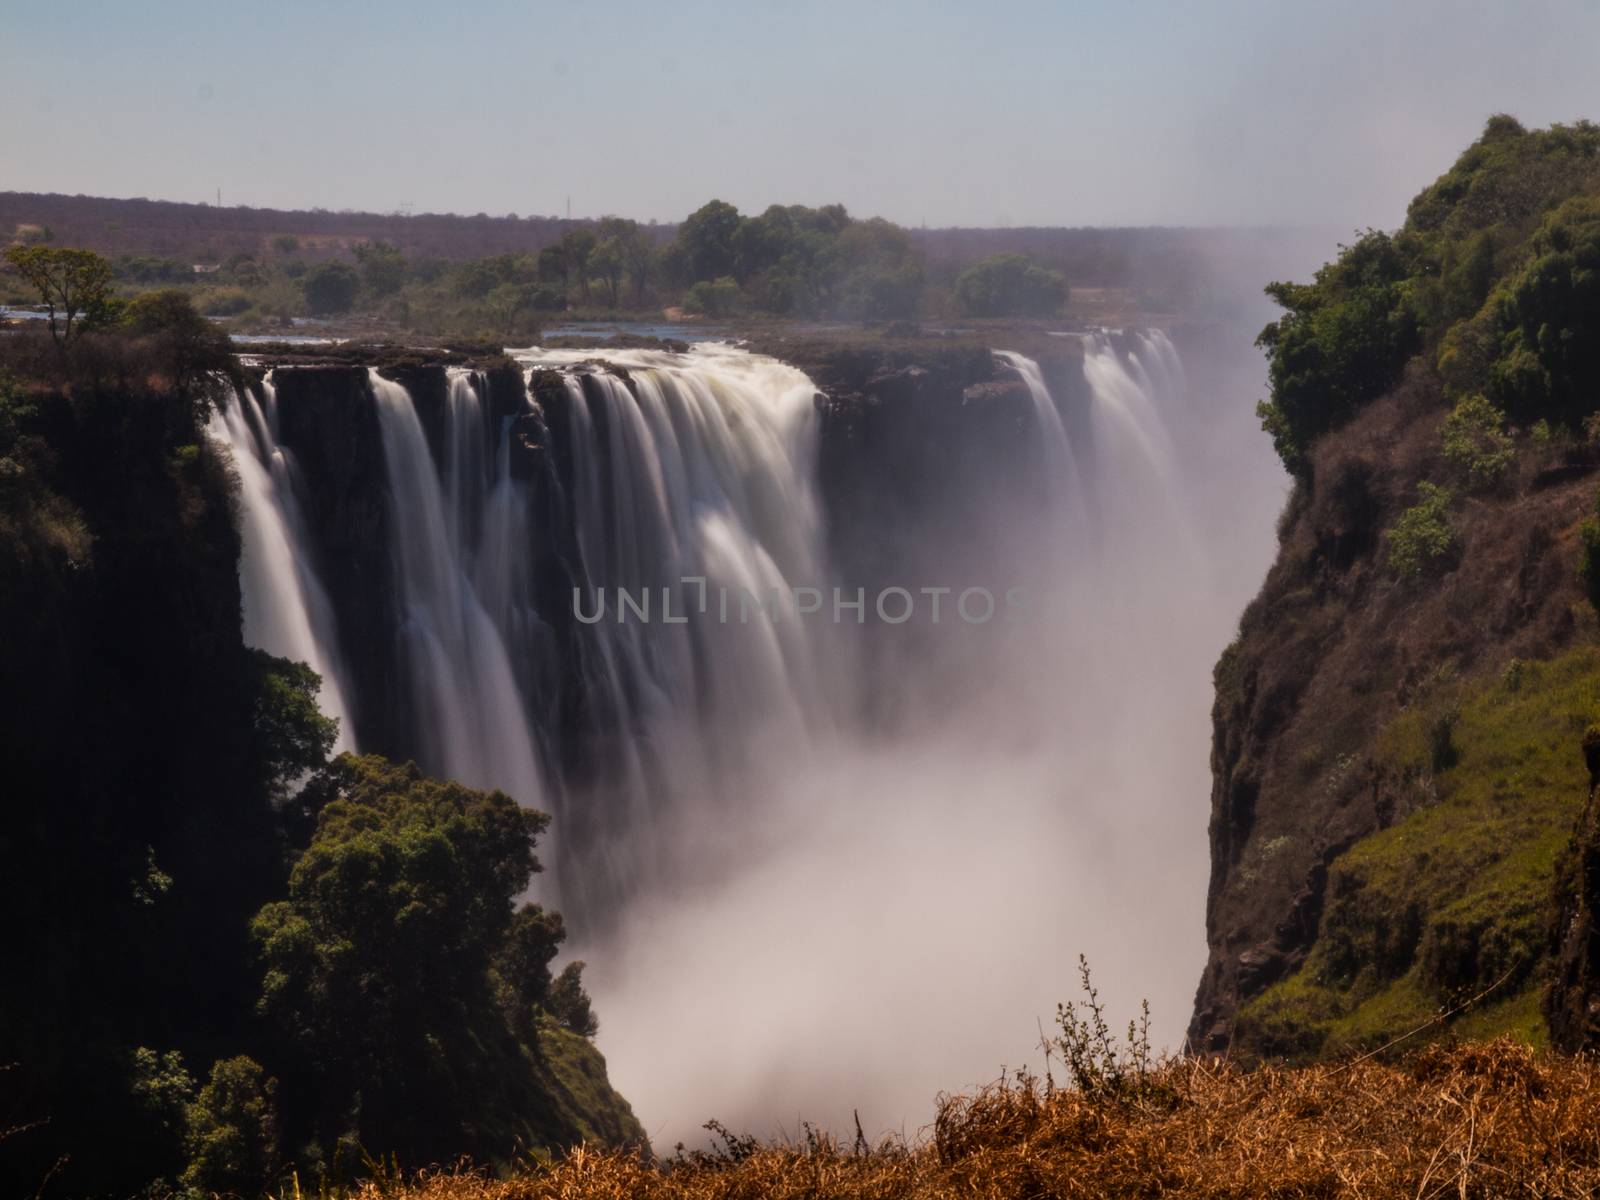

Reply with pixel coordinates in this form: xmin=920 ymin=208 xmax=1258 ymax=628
xmin=1189 ymin=367 xmax=1600 ymax=1055
xmin=0 ymin=381 xmax=281 ymax=1193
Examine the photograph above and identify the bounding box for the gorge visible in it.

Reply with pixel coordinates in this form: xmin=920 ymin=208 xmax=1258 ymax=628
xmin=209 ymin=327 xmax=1287 ymax=1138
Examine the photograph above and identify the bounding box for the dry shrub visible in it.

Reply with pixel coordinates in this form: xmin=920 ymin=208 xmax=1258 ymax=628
xmin=327 ymin=1039 xmax=1600 ymax=1200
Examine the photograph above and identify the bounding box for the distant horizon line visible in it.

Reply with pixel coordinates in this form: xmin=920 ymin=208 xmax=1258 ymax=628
xmin=0 ymin=186 xmax=1345 ymax=237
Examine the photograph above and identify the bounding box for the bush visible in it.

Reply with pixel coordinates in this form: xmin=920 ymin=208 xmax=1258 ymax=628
xmin=1488 ymin=195 xmax=1600 ymax=427
xmin=194 ymin=285 xmax=251 ymax=316
xmin=684 ymin=276 xmax=740 ymax=316
xmin=1387 ymin=482 xmax=1457 ymax=578
xmin=1441 ymin=393 xmax=1514 ymax=486
xmin=1578 ymin=489 xmax=1600 ymax=617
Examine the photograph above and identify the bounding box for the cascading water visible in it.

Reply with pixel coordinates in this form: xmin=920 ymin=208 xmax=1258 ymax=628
xmin=367 ymin=367 xmax=547 ymax=808
xmin=524 ymin=344 xmax=850 ymax=916
xmin=210 ymin=376 xmax=355 ymax=748
xmin=219 ymin=332 xmax=1283 ymax=1148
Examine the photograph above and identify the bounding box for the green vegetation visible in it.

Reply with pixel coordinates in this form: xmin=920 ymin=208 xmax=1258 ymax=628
xmin=953 ymin=252 xmax=1068 ymax=317
xmin=1440 ymin=392 xmax=1514 ymax=486
xmin=1255 ymin=230 xmax=1418 ymax=472
xmin=5 ymin=201 xmax=1075 ymax=337
xmin=0 ymin=316 xmax=637 ymax=1198
xmin=3 ymin=243 xmax=118 ymax=352
xmin=1237 ymin=648 xmax=1600 ymax=1059
xmin=254 ymin=753 xmax=628 ymax=1171
xmin=1579 ymin=486 xmax=1600 ymax=617
xmin=1256 ymin=117 xmax=1600 ymax=473
xmin=1488 ymin=194 xmax=1600 ymax=425
xmin=302 ymin=260 xmax=361 ymax=315
xmin=1385 ymin=481 xmax=1457 ymax=578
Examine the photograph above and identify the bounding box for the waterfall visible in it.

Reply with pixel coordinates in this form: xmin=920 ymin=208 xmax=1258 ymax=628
xmin=522 ymin=344 xmax=847 ymax=915
xmin=210 ymin=376 xmax=355 ymax=749
xmin=217 ymin=332 xmax=1279 ymax=1144
xmin=368 ymin=367 xmax=547 ymax=808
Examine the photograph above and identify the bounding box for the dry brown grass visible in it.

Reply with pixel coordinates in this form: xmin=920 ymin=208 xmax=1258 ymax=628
xmin=339 ymin=1040 xmax=1600 ymax=1199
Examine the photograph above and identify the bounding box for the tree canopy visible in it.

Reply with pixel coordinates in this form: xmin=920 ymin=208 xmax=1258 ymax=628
xmin=953 ymin=252 xmax=1067 ymax=318
xmin=1255 ymin=117 xmax=1600 ymax=474
xmin=3 ymin=244 xmax=118 ymax=351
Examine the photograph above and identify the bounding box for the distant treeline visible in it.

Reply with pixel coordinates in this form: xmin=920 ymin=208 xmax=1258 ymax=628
xmin=0 ymin=191 xmax=584 ymax=263
xmin=1 ymin=191 xmax=1321 ymax=321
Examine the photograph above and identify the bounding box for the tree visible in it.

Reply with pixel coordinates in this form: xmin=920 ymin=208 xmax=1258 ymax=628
xmin=953 ymin=252 xmax=1067 ymax=319
xmin=181 ymin=1057 xmax=279 ymax=1198
xmin=251 ymin=754 xmax=572 ymax=1160
xmin=494 ymin=903 xmax=567 ymax=1039
xmin=622 ymin=227 xmax=654 ymax=305
xmin=301 ymin=262 xmax=360 ymax=315
xmin=485 ymin=282 xmax=545 ymax=336
xmin=679 ymin=199 xmax=742 ymax=282
xmin=591 ymin=237 xmax=625 ymax=308
xmin=596 ymin=216 xmax=654 ymax=307
xmin=354 ymin=240 xmax=408 ymax=297
xmin=3 ymin=245 xmax=117 ymax=354
xmin=548 ymin=961 xmax=599 ymax=1036
xmin=245 ymin=649 xmax=338 ymax=803
xmin=559 ymin=228 xmax=597 ymax=304
xmin=537 ymin=243 xmax=570 ymax=292
xmin=1253 ymin=231 xmax=1417 ymax=473
xmin=120 ymin=289 xmax=240 ymax=414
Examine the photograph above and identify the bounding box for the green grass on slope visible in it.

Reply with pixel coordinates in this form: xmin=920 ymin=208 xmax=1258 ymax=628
xmin=1238 ymin=647 xmax=1600 ymax=1059
xmin=535 ymin=1023 xmax=649 ymax=1152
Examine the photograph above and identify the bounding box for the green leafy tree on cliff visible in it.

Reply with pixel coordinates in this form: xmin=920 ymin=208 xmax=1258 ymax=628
xmin=1255 ymin=231 xmax=1418 ymax=473
xmin=1488 ymin=195 xmax=1600 ymax=427
xmin=252 ymin=753 xmax=598 ymax=1163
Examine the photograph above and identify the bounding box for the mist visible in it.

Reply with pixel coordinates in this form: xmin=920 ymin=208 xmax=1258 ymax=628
xmin=570 ymin=312 xmax=1295 ymax=1146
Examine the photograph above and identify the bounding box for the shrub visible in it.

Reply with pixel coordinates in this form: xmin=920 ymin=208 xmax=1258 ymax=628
xmin=1052 ymin=956 xmax=1155 ymax=1100
xmin=684 ymin=276 xmax=740 ymax=316
xmin=1488 ymin=195 xmax=1600 ymax=427
xmin=1578 ymin=489 xmax=1600 ymax=617
xmin=194 ymin=285 xmax=251 ymax=316
xmin=1441 ymin=393 xmax=1514 ymax=486
xmin=1387 ymin=482 xmax=1457 ymax=579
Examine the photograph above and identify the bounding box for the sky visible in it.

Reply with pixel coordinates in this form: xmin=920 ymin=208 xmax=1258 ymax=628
xmin=3 ymin=0 xmax=1598 ymax=230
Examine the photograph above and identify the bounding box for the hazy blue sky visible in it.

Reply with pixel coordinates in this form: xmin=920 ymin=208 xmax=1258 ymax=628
xmin=4 ymin=0 xmax=1598 ymax=230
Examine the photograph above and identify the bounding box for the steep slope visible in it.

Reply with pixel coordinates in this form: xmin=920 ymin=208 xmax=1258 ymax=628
xmin=1190 ymin=116 xmax=1600 ymax=1056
